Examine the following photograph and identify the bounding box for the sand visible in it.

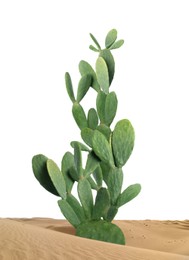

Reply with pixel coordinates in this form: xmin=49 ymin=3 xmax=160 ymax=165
xmin=0 ymin=218 xmax=189 ymax=260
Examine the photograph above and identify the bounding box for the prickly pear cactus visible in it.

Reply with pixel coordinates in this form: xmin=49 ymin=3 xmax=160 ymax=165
xmin=32 ymin=29 xmax=141 ymax=245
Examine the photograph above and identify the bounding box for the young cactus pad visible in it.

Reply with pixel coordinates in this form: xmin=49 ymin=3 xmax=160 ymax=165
xmin=32 ymin=29 xmax=141 ymax=245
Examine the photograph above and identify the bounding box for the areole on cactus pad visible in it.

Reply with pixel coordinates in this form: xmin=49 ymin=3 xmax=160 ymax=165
xmin=32 ymin=29 xmax=141 ymax=245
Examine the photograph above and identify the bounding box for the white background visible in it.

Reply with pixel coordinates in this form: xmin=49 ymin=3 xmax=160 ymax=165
xmin=0 ymin=0 xmax=189 ymax=220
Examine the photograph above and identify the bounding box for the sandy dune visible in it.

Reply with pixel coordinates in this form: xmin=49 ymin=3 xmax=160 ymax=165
xmin=0 ymin=218 xmax=189 ymax=260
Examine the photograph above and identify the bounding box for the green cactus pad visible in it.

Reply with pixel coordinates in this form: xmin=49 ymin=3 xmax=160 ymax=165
xmin=65 ymin=72 xmax=75 ymax=103
xmin=73 ymin=142 xmax=83 ymax=178
xmin=96 ymin=124 xmax=111 ymax=141
xmin=100 ymin=161 xmax=111 ymax=186
xmin=32 ymin=154 xmax=59 ymax=196
xmin=105 ymin=206 xmax=118 ymax=222
xmin=66 ymin=194 xmax=86 ymax=222
xmin=61 ymin=152 xmax=75 ymax=193
xmin=92 ymin=130 xmax=114 ymax=167
xmin=96 ymin=57 xmax=109 ymax=94
xmin=112 ymin=119 xmax=135 ymax=168
xmin=96 ymin=90 xmax=106 ymax=123
xmin=70 ymin=141 xmax=90 ymax=152
xmin=77 ymin=74 xmax=92 ymax=102
xmin=69 ymin=166 xmax=79 ymax=182
xmin=81 ymin=127 xmax=94 ymax=147
xmin=105 ymin=29 xmax=117 ymax=49
xmin=79 ymin=60 xmax=100 ymax=92
xmin=87 ymin=176 xmax=98 ymax=190
xmin=92 ymin=188 xmax=110 ymax=220
xmin=76 ymin=220 xmax=125 ymax=245
xmin=106 ymin=167 xmax=123 ymax=205
xmin=72 ymin=102 xmax=88 ymax=130
xmin=87 ymin=108 xmax=98 ymax=130
xmin=89 ymin=45 xmax=99 ymax=52
xmin=78 ymin=178 xmax=93 ymax=219
xmin=93 ymin=165 xmax=103 ymax=187
xmin=104 ymin=91 xmax=118 ymax=126
xmin=47 ymin=159 xmax=67 ymax=199
xmin=84 ymin=152 xmax=99 ymax=178
xmin=109 ymin=39 xmax=124 ymax=50
xmin=58 ymin=199 xmax=81 ymax=228
xmin=99 ymin=49 xmax=115 ymax=85
xmin=117 ymin=183 xmax=141 ymax=207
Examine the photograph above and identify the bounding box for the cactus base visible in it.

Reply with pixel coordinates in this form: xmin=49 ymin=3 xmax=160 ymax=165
xmin=76 ymin=220 xmax=125 ymax=245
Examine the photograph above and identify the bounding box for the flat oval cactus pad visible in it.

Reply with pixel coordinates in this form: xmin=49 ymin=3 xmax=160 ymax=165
xmin=76 ymin=220 xmax=125 ymax=245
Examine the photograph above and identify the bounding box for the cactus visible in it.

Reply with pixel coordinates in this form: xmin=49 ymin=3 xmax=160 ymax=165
xmin=32 ymin=29 xmax=141 ymax=245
